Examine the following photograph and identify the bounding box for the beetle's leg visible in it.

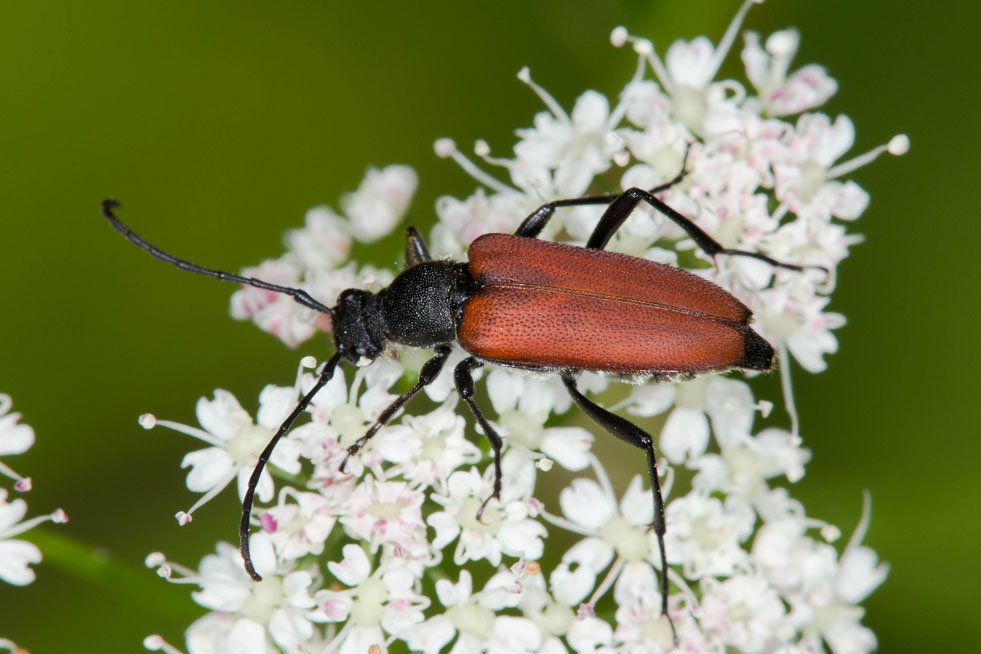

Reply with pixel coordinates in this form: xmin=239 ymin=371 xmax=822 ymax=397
xmin=512 ymin=148 xmax=691 ymax=240
xmin=513 ymin=195 xmax=618 ymax=239
xmin=241 ymin=350 xmax=344 ymax=581
xmin=404 ymin=226 xmax=431 ymax=268
xmin=561 ymin=373 xmax=676 ymax=641
xmin=453 ymin=357 xmax=505 ymax=520
xmin=341 ymin=344 xmax=452 ymax=468
xmin=585 ymin=187 xmax=818 ymax=274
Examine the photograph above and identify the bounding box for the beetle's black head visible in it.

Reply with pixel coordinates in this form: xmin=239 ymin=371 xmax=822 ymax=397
xmin=331 ymin=289 xmax=388 ymax=364
xmin=329 ymin=261 xmax=476 ymax=364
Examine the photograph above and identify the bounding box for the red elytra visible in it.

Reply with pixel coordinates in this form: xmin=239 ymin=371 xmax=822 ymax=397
xmin=460 ymin=233 xmax=773 ymax=375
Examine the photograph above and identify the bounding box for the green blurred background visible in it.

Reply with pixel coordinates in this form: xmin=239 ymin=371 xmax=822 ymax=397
xmin=0 ymin=0 xmax=977 ymax=651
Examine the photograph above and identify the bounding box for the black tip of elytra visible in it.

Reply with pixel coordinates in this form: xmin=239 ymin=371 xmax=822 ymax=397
xmin=741 ymin=328 xmax=775 ymax=371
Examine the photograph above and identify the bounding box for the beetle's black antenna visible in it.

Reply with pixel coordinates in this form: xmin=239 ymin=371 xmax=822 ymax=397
xmin=240 ymin=350 xmax=344 ymax=581
xmin=100 ymin=200 xmax=334 ymax=316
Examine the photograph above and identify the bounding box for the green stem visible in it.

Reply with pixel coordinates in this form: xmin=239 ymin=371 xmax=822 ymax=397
xmin=25 ymin=526 xmax=201 ymax=623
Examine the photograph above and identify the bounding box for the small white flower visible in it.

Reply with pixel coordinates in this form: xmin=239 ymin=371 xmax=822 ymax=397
xmin=550 ymin=475 xmax=655 ymax=607
xmin=513 ymin=84 xmax=619 ymax=198
xmin=698 ymin=574 xmax=787 ymax=653
xmin=228 ymin=257 xmax=317 ymax=348
xmin=259 ymin=489 xmax=337 ymax=560
xmin=144 ymin=384 xmax=302 ymax=523
xmin=756 ymin=283 xmax=845 ymax=373
xmin=284 ymin=205 xmax=352 ymax=271
xmin=153 ymin=534 xmax=320 ymax=654
xmin=409 ymin=569 xmax=542 ymax=654
xmin=433 ymin=189 xmax=527 ymax=257
xmin=341 ymin=164 xmax=418 ymax=243
xmin=613 ymin=594 xmax=700 ymax=653
xmin=0 ymin=394 xmax=34 ymax=490
xmin=775 ymin=113 xmax=867 ymax=222
xmin=664 ymin=492 xmax=755 ymax=578
xmin=371 ymin=403 xmax=481 ymax=489
xmin=0 ymin=489 xmax=67 ymax=586
xmin=339 ymin=476 xmax=427 ymax=555
xmin=485 ymin=368 xmax=598 ymax=473
xmin=315 ymin=543 xmax=427 ymax=654
xmin=741 ymin=28 xmax=838 ymax=116
xmin=427 ymin=454 xmax=546 ymax=567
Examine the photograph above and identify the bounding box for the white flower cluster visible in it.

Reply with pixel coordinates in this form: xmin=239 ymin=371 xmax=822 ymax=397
xmin=0 ymin=394 xmax=68 ymax=653
xmin=142 ymin=2 xmax=905 ymax=653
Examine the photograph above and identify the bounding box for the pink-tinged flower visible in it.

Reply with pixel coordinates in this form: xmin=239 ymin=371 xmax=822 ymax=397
xmin=774 ymin=114 xmax=867 ymax=222
xmin=613 ymin=595 xmax=705 ymax=654
xmin=228 ymin=257 xmax=316 ymax=348
xmin=314 ymin=544 xmax=427 ymax=654
xmin=339 ymin=476 xmax=427 ymax=553
xmin=432 ymin=188 xmax=527 ymax=257
xmin=741 ymin=28 xmax=838 ymax=116
xmin=698 ymin=575 xmax=788 ymax=653
xmin=427 ymin=454 xmax=547 ymax=567
xmin=259 ymin=489 xmax=336 ymax=561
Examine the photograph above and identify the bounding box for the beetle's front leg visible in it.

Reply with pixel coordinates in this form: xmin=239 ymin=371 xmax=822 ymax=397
xmin=340 ymin=344 xmax=452 ymax=470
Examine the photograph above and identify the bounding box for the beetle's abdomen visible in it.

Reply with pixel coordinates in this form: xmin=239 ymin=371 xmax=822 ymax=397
xmin=461 ymin=234 xmax=772 ymax=374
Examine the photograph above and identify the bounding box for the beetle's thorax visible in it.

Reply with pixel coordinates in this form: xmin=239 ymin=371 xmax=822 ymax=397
xmin=377 ymin=261 xmax=475 ymax=347
xmin=332 ymin=261 xmax=476 ymax=363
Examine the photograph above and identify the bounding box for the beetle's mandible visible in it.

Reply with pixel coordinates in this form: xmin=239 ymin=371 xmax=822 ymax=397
xmin=100 ymin=157 xmax=818 ymax=638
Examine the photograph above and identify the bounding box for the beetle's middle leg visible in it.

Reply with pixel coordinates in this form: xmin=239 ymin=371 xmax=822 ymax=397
xmin=561 ymin=373 xmax=675 ymax=638
xmin=340 ymin=344 xmax=452 ymax=469
xmin=453 ymin=357 xmax=505 ymax=520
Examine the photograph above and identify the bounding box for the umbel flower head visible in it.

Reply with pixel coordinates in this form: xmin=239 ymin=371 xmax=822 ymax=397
xmin=140 ymin=2 xmax=905 ymax=652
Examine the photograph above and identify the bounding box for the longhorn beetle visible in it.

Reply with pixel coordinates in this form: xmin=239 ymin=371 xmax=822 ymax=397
xmin=101 ymin=156 xmax=816 ymax=638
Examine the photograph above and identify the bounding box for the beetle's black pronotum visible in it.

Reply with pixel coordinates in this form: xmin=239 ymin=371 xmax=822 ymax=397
xmin=101 ymin=158 xmax=816 ymax=638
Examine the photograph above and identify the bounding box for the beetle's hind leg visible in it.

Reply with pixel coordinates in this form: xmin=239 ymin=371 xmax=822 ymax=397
xmin=561 ymin=373 xmax=677 ymax=642
xmin=453 ymin=357 xmax=505 ymax=519
xmin=584 ymin=175 xmax=822 ymax=276
xmin=512 ymin=146 xmax=691 ymax=240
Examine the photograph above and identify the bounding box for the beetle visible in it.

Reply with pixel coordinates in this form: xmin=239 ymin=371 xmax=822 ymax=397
xmin=100 ymin=160 xmax=814 ymax=635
